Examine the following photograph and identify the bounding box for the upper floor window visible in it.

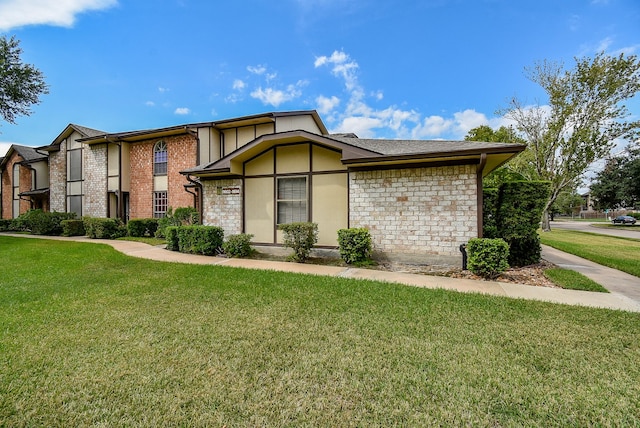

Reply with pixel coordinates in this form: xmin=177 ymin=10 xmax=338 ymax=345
xmin=154 ymin=141 xmax=168 ymax=176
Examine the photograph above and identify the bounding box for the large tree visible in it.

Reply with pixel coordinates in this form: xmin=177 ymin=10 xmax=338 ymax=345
xmin=0 ymin=35 xmax=49 ymax=126
xmin=500 ymin=52 xmax=640 ymax=231
xmin=590 ymin=147 xmax=640 ymax=210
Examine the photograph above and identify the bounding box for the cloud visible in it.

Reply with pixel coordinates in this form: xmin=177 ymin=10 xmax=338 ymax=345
xmin=247 ymin=65 xmax=267 ymax=75
xmin=174 ymin=107 xmax=190 ymax=115
xmin=145 ymin=101 xmax=155 ymax=107
xmin=0 ymin=0 xmax=117 ymax=31
xmin=232 ymin=79 xmax=246 ymax=90
xmin=250 ymin=80 xmax=307 ymax=107
xmin=158 ymin=87 xmax=169 ymax=93
xmin=315 ymin=50 xmax=359 ymax=90
xmin=316 ymin=95 xmax=340 ymax=114
xmin=0 ymin=142 xmax=14 ymax=157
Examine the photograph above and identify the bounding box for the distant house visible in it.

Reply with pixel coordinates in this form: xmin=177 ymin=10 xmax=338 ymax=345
xmin=183 ymin=121 xmax=525 ymax=263
xmin=0 ymin=145 xmax=49 ymax=219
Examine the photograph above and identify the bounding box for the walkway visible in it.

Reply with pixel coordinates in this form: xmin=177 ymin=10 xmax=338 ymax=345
xmin=3 ymin=233 xmax=640 ymax=313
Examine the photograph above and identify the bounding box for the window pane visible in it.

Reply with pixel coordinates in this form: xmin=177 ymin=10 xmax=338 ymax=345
xmin=69 ymin=150 xmax=82 ymax=181
xmin=154 ymin=141 xmax=168 ymax=176
xmin=69 ymin=195 xmax=82 ymax=217
xmin=153 ymin=191 xmax=168 ymax=218
xmin=276 ymin=177 xmax=307 ymax=224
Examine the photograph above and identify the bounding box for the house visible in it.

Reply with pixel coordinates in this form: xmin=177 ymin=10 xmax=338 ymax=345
xmin=0 ymin=144 xmax=49 ymax=219
xmin=43 ymin=111 xmax=327 ymax=222
xmin=183 ymin=124 xmax=525 ymax=263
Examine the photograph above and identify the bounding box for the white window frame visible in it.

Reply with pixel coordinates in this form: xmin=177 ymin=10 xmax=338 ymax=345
xmin=276 ymin=176 xmax=308 ymax=225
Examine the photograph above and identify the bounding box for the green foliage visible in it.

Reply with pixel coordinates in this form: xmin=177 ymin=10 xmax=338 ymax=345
xmin=176 ymin=225 xmax=224 ymax=256
xmin=501 ymin=52 xmax=640 ymax=230
xmin=544 ymin=268 xmax=609 ymax=293
xmin=590 ymin=147 xmax=640 ymax=210
xmin=550 ymin=190 xmax=583 ymax=217
xmin=0 ymin=218 xmax=13 ymax=231
xmin=155 ymin=206 xmax=199 ymax=238
xmin=278 ymin=222 xmax=318 ymax=262
xmin=11 ymin=209 xmax=76 ymax=235
xmin=165 ymin=226 xmax=180 ymax=251
xmin=83 ymin=217 xmax=126 ymax=239
xmin=61 ymin=219 xmax=85 ymax=237
xmin=337 ymin=228 xmax=372 ymax=264
xmin=223 ymin=234 xmax=254 ymax=258
xmin=483 ymin=181 xmax=551 ymax=266
xmin=629 ymin=213 xmax=640 ymax=220
xmin=467 ymin=238 xmax=510 ymax=279
xmin=0 ymin=35 xmax=49 ymax=124
xmin=127 ymin=218 xmax=159 ymax=237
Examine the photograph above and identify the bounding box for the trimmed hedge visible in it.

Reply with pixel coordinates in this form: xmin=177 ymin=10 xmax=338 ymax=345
xmin=127 ymin=218 xmax=159 ymax=237
xmin=176 ymin=225 xmax=224 ymax=256
xmin=483 ymin=181 xmax=551 ymax=267
xmin=156 ymin=206 xmax=199 ymax=238
xmin=11 ymin=209 xmax=76 ymax=235
xmin=0 ymin=219 xmax=12 ymax=232
xmin=83 ymin=217 xmax=127 ymax=239
xmin=337 ymin=228 xmax=372 ymax=264
xmin=467 ymin=238 xmax=510 ymax=279
xmin=165 ymin=226 xmax=180 ymax=251
xmin=223 ymin=234 xmax=254 ymax=258
xmin=61 ymin=219 xmax=86 ymax=237
xmin=279 ymin=222 xmax=318 ymax=262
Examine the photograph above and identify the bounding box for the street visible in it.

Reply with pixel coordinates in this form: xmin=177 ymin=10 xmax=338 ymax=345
xmin=550 ymin=220 xmax=640 ymax=240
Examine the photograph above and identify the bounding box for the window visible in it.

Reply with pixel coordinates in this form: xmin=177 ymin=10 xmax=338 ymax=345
xmin=277 ymin=177 xmax=307 ymax=224
xmin=68 ymin=195 xmax=82 ymax=217
xmin=68 ymin=149 xmax=82 ymax=181
xmin=12 ymin=164 xmax=20 ymax=218
xmin=153 ymin=191 xmax=168 ymax=218
xmin=154 ymin=141 xmax=168 ymax=176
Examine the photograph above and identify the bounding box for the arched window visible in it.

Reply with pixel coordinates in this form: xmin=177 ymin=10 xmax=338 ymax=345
xmin=153 ymin=140 xmax=167 ymax=176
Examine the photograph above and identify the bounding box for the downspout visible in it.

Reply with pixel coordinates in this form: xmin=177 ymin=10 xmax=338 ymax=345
xmin=476 ymin=153 xmax=487 ymax=238
xmin=185 ymin=174 xmax=203 ymax=224
xmin=23 ymin=162 xmax=38 ymax=210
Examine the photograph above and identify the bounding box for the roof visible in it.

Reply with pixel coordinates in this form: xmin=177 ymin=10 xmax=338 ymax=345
xmin=42 ymin=124 xmax=107 ymax=152
xmin=182 ymin=130 xmax=526 ymax=178
xmin=78 ymin=110 xmax=328 ymax=144
xmin=0 ymin=144 xmax=48 ymax=169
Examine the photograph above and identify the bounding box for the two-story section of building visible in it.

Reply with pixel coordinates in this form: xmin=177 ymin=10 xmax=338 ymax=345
xmin=0 ymin=145 xmax=49 ymax=219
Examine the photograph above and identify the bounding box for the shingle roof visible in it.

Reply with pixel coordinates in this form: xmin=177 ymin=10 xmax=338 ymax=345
xmin=10 ymin=145 xmax=48 ymax=163
xmin=69 ymin=124 xmax=106 ymax=138
xmin=328 ymin=135 xmax=524 ymax=157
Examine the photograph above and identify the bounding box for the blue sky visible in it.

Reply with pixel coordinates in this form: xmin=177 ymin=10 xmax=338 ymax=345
xmin=1 ymin=0 xmax=639 ymax=158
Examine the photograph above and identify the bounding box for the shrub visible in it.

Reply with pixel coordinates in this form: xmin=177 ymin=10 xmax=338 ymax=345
xmin=11 ymin=209 xmax=76 ymax=235
xmin=83 ymin=217 xmax=126 ymax=239
xmin=482 ymin=188 xmax=500 ymax=239
xmin=223 ymin=234 xmax=254 ymax=258
xmin=337 ymin=228 xmax=372 ymax=264
xmin=504 ymin=235 xmax=542 ymax=267
xmin=165 ymin=226 xmax=180 ymax=251
xmin=155 ymin=206 xmax=199 ymax=238
xmin=0 ymin=218 xmax=13 ymax=232
xmin=467 ymin=238 xmax=510 ymax=279
xmin=176 ymin=225 xmax=224 ymax=256
xmin=629 ymin=213 xmax=640 ymax=220
xmin=278 ymin=222 xmax=318 ymax=262
xmin=61 ymin=219 xmax=86 ymax=237
xmin=127 ymin=218 xmax=159 ymax=237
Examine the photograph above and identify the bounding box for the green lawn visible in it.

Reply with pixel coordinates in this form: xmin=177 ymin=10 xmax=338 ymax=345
xmin=1 ymin=236 xmax=639 ymax=426
xmin=540 ymin=229 xmax=640 ymax=278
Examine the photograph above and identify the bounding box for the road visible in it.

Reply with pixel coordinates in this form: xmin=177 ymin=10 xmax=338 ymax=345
xmin=550 ymin=220 xmax=640 ymax=239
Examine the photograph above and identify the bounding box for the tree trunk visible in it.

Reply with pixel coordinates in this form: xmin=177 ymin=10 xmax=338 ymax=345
xmin=540 ymin=208 xmax=551 ymax=231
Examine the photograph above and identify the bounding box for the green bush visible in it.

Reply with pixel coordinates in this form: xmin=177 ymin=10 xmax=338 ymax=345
xmin=504 ymin=235 xmax=542 ymax=267
xmin=337 ymin=228 xmax=372 ymax=264
xmin=467 ymin=238 xmax=510 ymax=279
xmin=165 ymin=226 xmax=180 ymax=251
xmin=0 ymin=218 xmax=13 ymax=232
xmin=83 ymin=217 xmax=126 ymax=239
xmin=176 ymin=225 xmax=224 ymax=256
xmin=223 ymin=234 xmax=254 ymax=258
xmin=61 ymin=219 xmax=86 ymax=237
xmin=11 ymin=209 xmax=76 ymax=235
xmin=482 ymin=188 xmax=500 ymax=239
xmin=127 ymin=218 xmax=159 ymax=237
xmin=155 ymin=206 xmax=199 ymax=238
xmin=278 ymin=222 xmax=318 ymax=262
xmin=629 ymin=213 xmax=640 ymax=220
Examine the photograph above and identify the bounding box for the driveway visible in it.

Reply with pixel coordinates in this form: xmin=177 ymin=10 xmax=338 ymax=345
xmin=550 ymin=220 xmax=640 ymax=240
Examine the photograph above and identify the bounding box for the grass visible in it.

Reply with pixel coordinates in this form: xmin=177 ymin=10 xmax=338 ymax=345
xmin=1 ymin=236 xmax=640 ymax=426
xmin=117 ymin=236 xmax=166 ymax=246
xmin=590 ymin=223 xmax=640 ymax=231
xmin=544 ymin=268 xmax=609 ymax=293
xmin=540 ymin=229 xmax=640 ymax=278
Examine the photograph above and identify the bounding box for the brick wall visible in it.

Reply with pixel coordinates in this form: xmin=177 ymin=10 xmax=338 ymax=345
xmin=129 ymin=134 xmax=197 ymax=219
xmin=84 ymin=144 xmax=108 ymax=217
xmin=49 ymin=143 xmax=66 ymax=212
xmin=1 ymin=153 xmax=32 ymax=219
xmin=349 ymin=165 xmax=478 ymax=262
xmin=202 ymin=178 xmax=243 ymax=236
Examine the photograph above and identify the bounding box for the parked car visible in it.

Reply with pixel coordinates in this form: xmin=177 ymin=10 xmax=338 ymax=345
xmin=612 ymin=215 xmax=637 ymax=225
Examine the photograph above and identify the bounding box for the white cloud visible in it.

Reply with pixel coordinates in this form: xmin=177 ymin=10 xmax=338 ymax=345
xmin=250 ymin=80 xmax=307 ymax=107
xmin=0 ymin=142 xmax=14 ymax=157
xmin=316 ymin=95 xmax=340 ymax=114
xmin=411 ymin=115 xmax=454 ymax=139
xmin=333 ymin=116 xmax=383 ymax=139
xmin=232 ymin=79 xmax=246 ymax=90
xmin=145 ymin=101 xmax=155 ymax=107
xmin=174 ymin=107 xmax=190 ymax=115
xmin=247 ymin=65 xmax=267 ymax=75
xmin=0 ymin=0 xmax=117 ymax=31
xmin=158 ymin=87 xmax=169 ymax=93
xmin=315 ymin=50 xmax=359 ymax=91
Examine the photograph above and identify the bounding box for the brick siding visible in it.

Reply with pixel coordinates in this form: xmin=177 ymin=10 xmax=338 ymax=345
xmin=84 ymin=144 xmax=108 ymax=217
xmin=349 ymin=165 xmax=478 ymax=261
xmin=48 ymin=143 xmax=67 ymax=212
xmin=202 ymin=178 xmax=243 ymax=236
xmin=1 ymin=153 xmax=33 ymax=219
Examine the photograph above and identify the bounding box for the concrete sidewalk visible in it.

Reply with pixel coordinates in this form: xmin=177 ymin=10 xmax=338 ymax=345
xmin=3 ymin=233 xmax=640 ymax=313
